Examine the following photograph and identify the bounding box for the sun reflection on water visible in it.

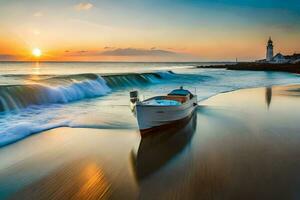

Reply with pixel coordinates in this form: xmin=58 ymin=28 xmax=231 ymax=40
xmin=76 ymin=162 xmax=111 ymax=199
xmin=28 ymin=62 xmax=42 ymax=82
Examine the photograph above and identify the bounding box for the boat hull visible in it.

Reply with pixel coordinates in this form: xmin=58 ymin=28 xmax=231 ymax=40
xmin=135 ymin=96 xmax=197 ymax=136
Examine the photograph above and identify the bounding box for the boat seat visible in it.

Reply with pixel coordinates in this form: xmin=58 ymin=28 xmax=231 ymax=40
xmin=164 ymin=95 xmax=188 ymax=103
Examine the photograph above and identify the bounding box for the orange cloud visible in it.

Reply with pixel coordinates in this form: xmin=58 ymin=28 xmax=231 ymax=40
xmin=101 ymin=48 xmax=177 ymax=57
xmin=0 ymin=54 xmax=17 ymax=61
xmin=74 ymin=3 xmax=93 ymax=11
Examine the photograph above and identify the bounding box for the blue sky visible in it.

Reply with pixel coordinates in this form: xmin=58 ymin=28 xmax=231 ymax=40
xmin=0 ymin=0 xmax=299 ymax=61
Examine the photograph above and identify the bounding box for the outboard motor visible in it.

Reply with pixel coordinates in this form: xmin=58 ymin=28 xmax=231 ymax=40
xmin=130 ymin=90 xmax=139 ymax=104
xmin=130 ymin=90 xmax=139 ymax=113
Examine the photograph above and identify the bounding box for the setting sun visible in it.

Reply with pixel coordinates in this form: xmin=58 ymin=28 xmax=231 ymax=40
xmin=32 ymin=48 xmax=42 ymax=57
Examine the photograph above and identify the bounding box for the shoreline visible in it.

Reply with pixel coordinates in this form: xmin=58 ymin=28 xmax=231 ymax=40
xmin=197 ymin=62 xmax=300 ymax=74
xmin=1 ymin=82 xmax=300 ymax=149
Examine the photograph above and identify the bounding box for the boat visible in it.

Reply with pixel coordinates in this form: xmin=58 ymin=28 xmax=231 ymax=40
xmin=130 ymin=86 xmax=198 ymax=136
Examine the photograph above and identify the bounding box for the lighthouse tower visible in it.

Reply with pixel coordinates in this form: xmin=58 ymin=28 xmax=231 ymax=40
xmin=266 ymin=37 xmax=274 ymax=62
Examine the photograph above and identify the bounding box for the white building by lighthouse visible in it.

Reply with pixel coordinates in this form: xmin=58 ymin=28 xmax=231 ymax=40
xmin=257 ymin=37 xmax=300 ymax=64
xmin=266 ymin=37 xmax=274 ymax=62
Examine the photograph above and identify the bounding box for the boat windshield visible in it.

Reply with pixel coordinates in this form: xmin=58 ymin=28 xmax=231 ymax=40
xmin=143 ymin=99 xmax=181 ymax=106
xmin=168 ymin=89 xmax=191 ymax=96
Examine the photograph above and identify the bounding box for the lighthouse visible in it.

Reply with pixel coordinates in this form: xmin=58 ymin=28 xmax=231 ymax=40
xmin=266 ymin=37 xmax=274 ymax=62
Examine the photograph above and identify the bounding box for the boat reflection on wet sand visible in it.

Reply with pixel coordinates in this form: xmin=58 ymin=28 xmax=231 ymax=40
xmin=131 ymin=112 xmax=197 ymax=181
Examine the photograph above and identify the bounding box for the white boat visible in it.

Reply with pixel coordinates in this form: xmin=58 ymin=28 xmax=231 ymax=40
xmin=130 ymin=87 xmax=198 ymax=136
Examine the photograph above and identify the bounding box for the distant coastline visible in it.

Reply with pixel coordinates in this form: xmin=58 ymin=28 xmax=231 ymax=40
xmin=196 ymin=37 xmax=300 ymax=74
xmin=197 ymin=62 xmax=300 ymax=74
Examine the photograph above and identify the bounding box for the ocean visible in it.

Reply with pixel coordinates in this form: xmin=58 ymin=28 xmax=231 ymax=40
xmin=0 ymin=62 xmax=299 ymax=147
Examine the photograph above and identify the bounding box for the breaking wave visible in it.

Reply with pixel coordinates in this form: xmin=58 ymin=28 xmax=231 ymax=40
xmin=0 ymin=71 xmax=176 ymax=113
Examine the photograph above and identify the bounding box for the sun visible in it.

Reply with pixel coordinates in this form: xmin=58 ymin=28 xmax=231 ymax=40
xmin=32 ymin=48 xmax=42 ymax=57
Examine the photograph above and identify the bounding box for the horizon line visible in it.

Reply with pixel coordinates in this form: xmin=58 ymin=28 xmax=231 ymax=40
xmin=0 ymin=60 xmax=238 ymax=63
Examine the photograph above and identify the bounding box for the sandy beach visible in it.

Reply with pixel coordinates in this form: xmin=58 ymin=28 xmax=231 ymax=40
xmin=1 ymin=84 xmax=300 ymax=200
xmin=1 ymin=1 xmax=299 ymax=199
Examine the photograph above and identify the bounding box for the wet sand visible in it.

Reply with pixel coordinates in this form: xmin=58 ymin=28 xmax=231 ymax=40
xmin=1 ymin=84 xmax=300 ymax=199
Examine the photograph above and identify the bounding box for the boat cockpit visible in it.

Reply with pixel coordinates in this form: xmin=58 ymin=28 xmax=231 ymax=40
xmin=142 ymin=87 xmax=194 ymax=106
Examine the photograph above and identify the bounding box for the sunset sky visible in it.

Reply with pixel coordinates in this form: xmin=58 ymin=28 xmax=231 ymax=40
xmin=0 ymin=0 xmax=299 ymax=61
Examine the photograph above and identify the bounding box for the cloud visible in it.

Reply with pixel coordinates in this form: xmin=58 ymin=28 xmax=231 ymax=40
xmin=63 ymin=48 xmax=196 ymax=61
xmin=64 ymin=50 xmax=90 ymax=56
xmin=33 ymin=11 xmax=43 ymax=17
xmin=104 ymin=46 xmax=115 ymax=50
xmin=76 ymin=50 xmax=88 ymax=54
xmin=0 ymin=54 xmax=17 ymax=61
xmin=74 ymin=3 xmax=93 ymax=11
xmin=101 ymin=48 xmax=177 ymax=57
